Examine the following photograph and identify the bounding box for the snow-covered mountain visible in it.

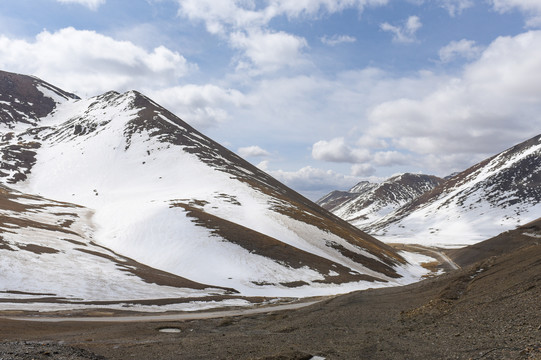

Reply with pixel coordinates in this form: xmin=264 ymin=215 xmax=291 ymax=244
xmin=370 ymin=135 xmax=541 ymax=247
xmin=317 ymin=173 xmax=444 ymax=229
xmin=0 ymin=184 xmax=249 ymax=312
xmin=0 ymin=70 xmax=425 ymax=306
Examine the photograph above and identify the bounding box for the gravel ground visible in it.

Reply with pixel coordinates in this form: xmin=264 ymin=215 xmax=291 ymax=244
xmin=1 ymin=226 xmax=540 ymax=359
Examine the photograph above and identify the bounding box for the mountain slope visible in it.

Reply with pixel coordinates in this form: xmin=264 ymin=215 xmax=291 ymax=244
xmin=0 ymin=70 xmax=425 ymax=300
xmin=0 ymin=70 xmax=78 ymax=130
xmin=370 ymin=134 xmax=541 ymax=247
xmin=0 ymin=184 xmax=248 ymax=312
xmin=317 ymin=173 xmax=444 ymax=229
xmin=3 ymin=222 xmax=539 ymax=359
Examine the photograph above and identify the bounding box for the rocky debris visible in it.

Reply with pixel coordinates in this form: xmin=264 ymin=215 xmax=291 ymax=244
xmin=0 ymin=341 xmax=106 ymax=360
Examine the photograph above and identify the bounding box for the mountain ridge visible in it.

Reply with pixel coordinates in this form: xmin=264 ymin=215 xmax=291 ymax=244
xmin=369 ymin=133 xmax=541 ymax=246
xmin=320 ymin=133 xmax=541 ymax=247
xmin=0 ymin=70 xmax=424 ymax=306
xmin=317 ymin=173 xmax=444 ymax=229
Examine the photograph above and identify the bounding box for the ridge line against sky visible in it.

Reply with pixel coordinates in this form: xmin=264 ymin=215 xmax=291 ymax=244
xmin=1 ymin=0 xmax=541 ymax=200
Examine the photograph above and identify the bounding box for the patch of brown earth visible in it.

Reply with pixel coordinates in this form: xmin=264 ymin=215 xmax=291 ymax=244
xmin=17 ymin=243 xmax=59 ymax=255
xmin=174 ymin=203 xmax=384 ymax=285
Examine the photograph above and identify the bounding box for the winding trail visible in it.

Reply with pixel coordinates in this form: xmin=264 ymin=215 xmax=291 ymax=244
xmin=390 ymin=243 xmax=461 ymax=272
xmin=4 ymin=245 xmax=461 ymax=324
xmin=407 ymin=244 xmax=461 ymax=271
xmin=4 ymin=300 xmax=322 ymax=323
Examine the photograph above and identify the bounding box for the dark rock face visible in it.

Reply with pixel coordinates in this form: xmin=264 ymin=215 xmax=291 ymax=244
xmin=371 ymin=134 xmax=541 ymax=233
xmin=0 ymin=71 xmax=80 ymax=183
xmin=317 ymin=173 xmax=445 ymax=227
xmin=0 ymin=140 xmax=41 ymax=183
xmin=0 ymin=70 xmax=78 ymax=128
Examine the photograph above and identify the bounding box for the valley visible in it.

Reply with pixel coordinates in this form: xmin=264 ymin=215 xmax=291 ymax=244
xmin=1 ymin=220 xmax=540 ymax=359
xmin=0 ymin=69 xmax=540 ymax=359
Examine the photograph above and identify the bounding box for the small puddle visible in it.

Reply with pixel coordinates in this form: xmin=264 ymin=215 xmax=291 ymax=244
xmin=158 ymin=327 xmax=181 ymax=333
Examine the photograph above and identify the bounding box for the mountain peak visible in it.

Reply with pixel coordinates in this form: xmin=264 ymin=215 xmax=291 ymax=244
xmin=0 ymin=70 xmax=79 ymax=130
xmin=369 ymin=134 xmax=541 ymax=247
xmin=318 ymin=172 xmax=445 ymax=229
xmin=0 ymin=71 xmax=425 ymax=302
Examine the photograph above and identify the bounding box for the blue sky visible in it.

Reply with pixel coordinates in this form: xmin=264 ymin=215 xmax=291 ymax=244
xmin=1 ymin=0 xmax=541 ymax=199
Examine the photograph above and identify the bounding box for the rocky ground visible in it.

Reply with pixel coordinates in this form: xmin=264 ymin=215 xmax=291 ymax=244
xmin=1 ymin=222 xmax=541 ymax=359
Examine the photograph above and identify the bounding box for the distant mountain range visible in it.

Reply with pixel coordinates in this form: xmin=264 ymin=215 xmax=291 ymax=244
xmin=318 ymin=173 xmax=444 ymax=229
xmin=318 ymin=135 xmax=541 ymax=247
xmin=0 ymin=70 xmax=423 ymax=309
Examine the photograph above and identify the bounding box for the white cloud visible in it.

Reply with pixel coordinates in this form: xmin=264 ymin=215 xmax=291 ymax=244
xmin=437 ymin=0 xmax=474 ymax=16
xmin=175 ymin=0 xmax=388 ymax=73
xmin=257 ymin=160 xmax=269 ymax=171
xmin=229 ymin=29 xmax=308 ymax=73
xmin=409 ymin=0 xmax=473 ymax=16
xmin=312 ymin=137 xmax=371 ymax=163
xmin=380 ymin=16 xmax=422 ymax=43
xmin=176 ymin=0 xmax=390 ymax=34
xmin=0 ymin=27 xmax=195 ymax=97
xmin=439 ymin=39 xmax=482 ymax=62
xmin=56 ymin=0 xmax=106 ymax=10
xmin=351 ymin=163 xmax=375 ymax=176
xmin=270 ymin=165 xmax=361 ymax=200
xmin=491 ymin=0 xmax=541 ymax=27
xmin=312 ymin=139 xmax=410 ymax=176
xmin=357 ymin=135 xmax=388 ymax=149
xmin=149 ymin=84 xmax=246 ymax=129
xmin=237 ymin=145 xmax=270 ymax=158
xmin=267 ymin=0 xmax=390 ymax=18
xmin=321 ymin=34 xmax=357 ymax=46
xmin=365 ymin=30 xmax=541 ymax=173
xmin=176 ymin=0 xmax=267 ymax=35
xmin=373 ymin=151 xmax=410 ymax=166
xmin=220 ymin=68 xmax=446 ymax=164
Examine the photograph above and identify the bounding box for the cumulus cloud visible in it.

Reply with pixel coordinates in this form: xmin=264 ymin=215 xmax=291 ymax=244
xmin=0 ymin=27 xmax=195 ymax=97
xmin=267 ymin=0 xmax=390 ymax=18
xmin=312 ymin=138 xmax=411 ymax=177
xmin=365 ymin=30 xmax=541 ymax=172
xmin=380 ymin=16 xmax=422 ymax=43
xmin=56 ymin=0 xmax=105 ymax=10
xmin=312 ymin=138 xmax=371 ymax=163
xmin=0 ymin=27 xmax=250 ymax=130
xmin=410 ymin=0 xmax=473 ymax=16
xmin=490 ymin=0 xmax=541 ymax=27
xmin=176 ymin=0 xmax=390 ymax=34
xmin=437 ymin=0 xmax=474 ymax=16
xmin=229 ymin=29 xmax=308 ymax=73
xmin=149 ymin=84 xmax=246 ymax=129
xmin=439 ymin=39 xmax=482 ymax=62
xmin=257 ymin=160 xmax=269 ymax=171
xmin=312 ymin=138 xmax=410 ymax=166
xmin=351 ymin=163 xmax=375 ymax=176
xmin=175 ymin=0 xmax=388 ymax=72
xmin=303 ymin=31 xmax=541 ymax=177
xmin=176 ymin=0 xmax=266 ymax=35
xmin=270 ymin=166 xmax=361 ymax=200
xmin=321 ymin=34 xmax=356 ymax=46
xmin=237 ymin=145 xmax=271 ymax=158
xmin=373 ymin=151 xmax=410 ymax=166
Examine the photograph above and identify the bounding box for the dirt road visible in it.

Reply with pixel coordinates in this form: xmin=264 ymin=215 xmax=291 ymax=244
xmin=3 ymin=299 xmax=322 ymax=323
xmin=390 ymin=243 xmax=461 ymax=271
